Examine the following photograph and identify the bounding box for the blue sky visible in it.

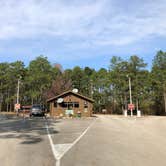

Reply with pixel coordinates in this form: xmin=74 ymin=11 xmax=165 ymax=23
xmin=0 ymin=0 xmax=166 ymax=70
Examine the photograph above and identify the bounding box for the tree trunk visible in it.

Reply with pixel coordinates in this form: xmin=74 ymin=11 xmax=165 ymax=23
xmin=10 ymin=102 xmax=12 ymax=112
xmin=164 ymin=91 xmax=166 ymax=113
xmin=31 ymin=98 xmax=34 ymax=105
xmin=0 ymin=94 xmax=3 ymax=112
xmin=6 ymin=103 xmax=9 ymax=112
xmin=6 ymin=90 xmax=10 ymax=112
xmin=124 ymin=94 xmax=127 ymax=110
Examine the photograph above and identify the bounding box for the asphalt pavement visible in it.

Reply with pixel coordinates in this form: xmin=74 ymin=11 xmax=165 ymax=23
xmin=0 ymin=117 xmax=55 ymax=166
xmin=61 ymin=115 xmax=166 ymax=166
xmin=1 ymin=115 xmax=166 ymax=166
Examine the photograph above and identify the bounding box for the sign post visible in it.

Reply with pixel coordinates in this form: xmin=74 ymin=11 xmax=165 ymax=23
xmin=15 ymin=103 xmax=20 ymax=110
xmin=15 ymin=77 xmax=21 ymax=115
xmin=128 ymin=104 xmax=135 ymax=117
xmin=127 ymin=75 xmax=134 ymax=117
xmin=15 ymin=103 xmax=21 ymax=116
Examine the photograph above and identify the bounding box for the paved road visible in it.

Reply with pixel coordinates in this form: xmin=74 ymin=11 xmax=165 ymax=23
xmin=0 ymin=117 xmax=94 ymax=166
xmin=0 ymin=117 xmax=55 ymax=166
xmin=1 ymin=115 xmax=166 ymax=166
xmin=61 ymin=115 xmax=166 ymax=166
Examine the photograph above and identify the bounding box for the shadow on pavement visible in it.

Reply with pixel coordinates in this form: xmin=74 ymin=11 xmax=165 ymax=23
xmin=0 ymin=117 xmax=59 ymax=145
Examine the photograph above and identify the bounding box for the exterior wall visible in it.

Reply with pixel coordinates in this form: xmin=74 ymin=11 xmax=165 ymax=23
xmin=49 ymin=94 xmax=93 ymax=117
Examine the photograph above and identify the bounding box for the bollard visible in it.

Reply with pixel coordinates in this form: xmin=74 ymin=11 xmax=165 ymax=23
xmin=124 ymin=110 xmax=128 ymax=117
xmin=137 ymin=110 xmax=141 ymax=117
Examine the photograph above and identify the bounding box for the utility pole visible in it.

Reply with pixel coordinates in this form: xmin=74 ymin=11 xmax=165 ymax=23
xmin=15 ymin=77 xmax=21 ymax=115
xmin=128 ymin=76 xmax=133 ymax=117
xmin=16 ymin=78 xmax=20 ymax=104
xmin=129 ymin=77 xmax=132 ymax=104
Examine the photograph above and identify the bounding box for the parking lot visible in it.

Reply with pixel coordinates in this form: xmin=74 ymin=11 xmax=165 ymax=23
xmin=0 ymin=115 xmax=166 ymax=166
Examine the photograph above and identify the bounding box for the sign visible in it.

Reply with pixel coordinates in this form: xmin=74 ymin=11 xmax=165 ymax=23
xmin=65 ymin=109 xmax=74 ymax=115
xmin=15 ymin=103 xmax=20 ymax=110
xmin=128 ymin=104 xmax=135 ymax=110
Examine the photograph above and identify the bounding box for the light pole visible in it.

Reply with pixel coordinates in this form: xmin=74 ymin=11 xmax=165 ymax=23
xmin=128 ymin=77 xmax=132 ymax=105
xmin=16 ymin=78 xmax=20 ymax=104
xmin=127 ymin=75 xmax=133 ymax=117
xmin=15 ymin=77 xmax=21 ymax=115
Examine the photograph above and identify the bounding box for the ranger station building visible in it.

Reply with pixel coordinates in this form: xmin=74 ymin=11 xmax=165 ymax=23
xmin=47 ymin=90 xmax=94 ymax=117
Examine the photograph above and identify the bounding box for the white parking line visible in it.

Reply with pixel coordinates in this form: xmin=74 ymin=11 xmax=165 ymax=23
xmin=45 ymin=121 xmax=59 ymax=166
xmin=54 ymin=143 xmax=72 ymax=159
xmin=45 ymin=119 xmax=96 ymax=166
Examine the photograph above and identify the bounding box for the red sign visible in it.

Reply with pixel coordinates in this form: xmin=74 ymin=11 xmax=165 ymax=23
xmin=15 ymin=104 xmax=20 ymax=109
xmin=128 ymin=104 xmax=135 ymax=110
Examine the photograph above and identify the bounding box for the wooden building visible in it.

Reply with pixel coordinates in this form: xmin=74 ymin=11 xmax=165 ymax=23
xmin=47 ymin=90 xmax=94 ymax=117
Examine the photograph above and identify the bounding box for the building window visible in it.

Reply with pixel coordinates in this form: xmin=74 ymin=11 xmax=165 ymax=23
xmin=74 ymin=102 xmax=79 ymax=108
xmin=60 ymin=102 xmax=79 ymax=108
xmin=61 ymin=102 xmax=68 ymax=108
xmin=54 ymin=102 xmax=57 ymax=107
xmin=84 ymin=101 xmax=88 ymax=108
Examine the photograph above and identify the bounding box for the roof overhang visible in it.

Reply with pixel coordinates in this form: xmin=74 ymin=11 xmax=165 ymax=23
xmin=47 ymin=90 xmax=94 ymax=103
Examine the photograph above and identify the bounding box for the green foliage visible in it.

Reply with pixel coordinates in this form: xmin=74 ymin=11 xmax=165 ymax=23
xmin=151 ymin=51 xmax=166 ymax=114
xmin=23 ymin=56 xmax=58 ymax=104
xmin=0 ymin=61 xmax=25 ymax=111
xmin=0 ymin=51 xmax=165 ymax=114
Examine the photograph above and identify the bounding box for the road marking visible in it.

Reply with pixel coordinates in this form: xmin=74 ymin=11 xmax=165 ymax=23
xmin=54 ymin=144 xmax=72 ymax=159
xmin=45 ymin=121 xmax=58 ymax=166
xmin=45 ymin=119 xmax=96 ymax=166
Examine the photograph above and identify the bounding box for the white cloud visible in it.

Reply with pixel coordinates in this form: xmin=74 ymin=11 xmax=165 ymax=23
xmin=0 ymin=0 xmax=166 ymax=47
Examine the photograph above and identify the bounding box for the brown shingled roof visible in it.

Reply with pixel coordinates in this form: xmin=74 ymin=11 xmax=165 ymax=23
xmin=47 ymin=90 xmax=94 ymax=103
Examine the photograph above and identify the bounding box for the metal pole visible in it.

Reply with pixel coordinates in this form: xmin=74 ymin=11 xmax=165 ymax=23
xmin=129 ymin=77 xmax=132 ymax=104
xmin=16 ymin=78 xmax=20 ymax=115
xmin=16 ymin=78 xmax=20 ymax=104
xmin=128 ymin=77 xmax=133 ymax=116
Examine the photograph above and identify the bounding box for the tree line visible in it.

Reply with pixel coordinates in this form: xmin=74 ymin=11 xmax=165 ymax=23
xmin=0 ymin=51 xmax=165 ymax=115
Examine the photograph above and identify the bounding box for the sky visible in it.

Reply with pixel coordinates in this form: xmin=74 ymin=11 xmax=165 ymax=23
xmin=0 ymin=0 xmax=166 ymax=70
